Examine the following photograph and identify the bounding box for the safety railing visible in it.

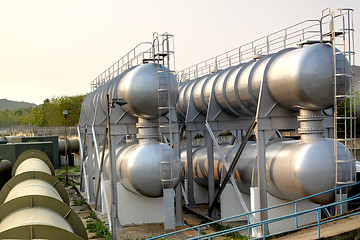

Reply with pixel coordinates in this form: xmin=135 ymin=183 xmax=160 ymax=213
xmin=90 ymin=42 xmax=153 ymax=91
xmin=147 ymin=181 xmax=360 ymax=240
xmin=176 ymin=19 xmax=321 ymax=82
xmin=4 ymin=125 xmax=78 ymax=138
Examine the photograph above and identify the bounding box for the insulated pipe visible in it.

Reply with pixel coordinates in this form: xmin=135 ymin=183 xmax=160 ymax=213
xmin=176 ymin=43 xmax=349 ymax=118
xmin=104 ymin=118 xmax=182 ymax=198
xmin=0 ymin=149 xmax=87 ymax=240
xmin=181 ymin=137 xmax=353 ymax=204
xmin=79 ymin=63 xmax=179 ymax=127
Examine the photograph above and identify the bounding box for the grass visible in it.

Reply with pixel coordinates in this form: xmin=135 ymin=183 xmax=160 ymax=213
xmin=55 ymin=165 xmax=80 ymax=176
xmin=73 ymin=198 xmax=87 ymax=206
xmin=86 ymin=212 xmax=112 ymax=239
xmin=212 ymin=223 xmax=248 ymax=240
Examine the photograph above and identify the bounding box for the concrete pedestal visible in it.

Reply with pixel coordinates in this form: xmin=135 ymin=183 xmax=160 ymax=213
xmin=101 ymin=180 xmax=164 ymax=226
xmin=221 ymin=184 xmax=319 ymax=235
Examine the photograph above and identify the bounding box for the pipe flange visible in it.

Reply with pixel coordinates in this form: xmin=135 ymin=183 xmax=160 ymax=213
xmin=136 ymin=122 xmax=159 ymax=128
xmin=298 ymin=128 xmax=325 ymax=134
xmin=136 ymin=133 xmax=159 ymax=139
xmin=297 ymin=114 xmax=325 ymax=122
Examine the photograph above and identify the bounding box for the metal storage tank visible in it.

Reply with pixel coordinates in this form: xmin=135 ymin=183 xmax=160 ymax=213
xmin=181 ymin=138 xmax=353 ymax=204
xmin=176 ymin=43 xmax=348 ymax=116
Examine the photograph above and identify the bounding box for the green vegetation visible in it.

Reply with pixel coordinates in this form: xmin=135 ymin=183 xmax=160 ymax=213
xmin=212 ymin=223 xmax=248 ymax=240
xmin=86 ymin=213 xmax=111 ymax=239
xmin=0 ymin=108 xmax=32 ymax=127
xmin=0 ymin=95 xmax=86 ymax=128
xmin=21 ymin=95 xmax=86 ymax=127
xmin=56 ymin=165 xmax=80 ymax=176
xmin=73 ymin=198 xmax=87 ymax=206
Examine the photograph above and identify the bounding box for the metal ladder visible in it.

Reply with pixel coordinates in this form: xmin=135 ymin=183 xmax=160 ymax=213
xmin=153 ymin=33 xmax=178 ymax=189
xmin=321 ymin=9 xmax=356 ymax=190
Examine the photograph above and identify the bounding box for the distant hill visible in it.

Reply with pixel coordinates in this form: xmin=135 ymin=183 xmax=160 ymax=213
xmin=0 ymin=99 xmax=37 ymax=111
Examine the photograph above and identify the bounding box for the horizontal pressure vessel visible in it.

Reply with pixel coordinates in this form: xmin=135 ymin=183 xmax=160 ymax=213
xmin=79 ymin=63 xmax=179 ymax=126
xmin=106 ymin=142 xmax=182 ymax=198
xmin=177 ymin=43 xmax=348 ymax=117
xmin=181 ymin=138 xmax=353 ymax=204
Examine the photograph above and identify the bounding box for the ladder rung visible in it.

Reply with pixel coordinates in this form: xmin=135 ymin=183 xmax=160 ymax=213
xmin=336 ymin=138 xmax=357 ymax=141
xmin=335 ymin=116 xmax=356 ymax=120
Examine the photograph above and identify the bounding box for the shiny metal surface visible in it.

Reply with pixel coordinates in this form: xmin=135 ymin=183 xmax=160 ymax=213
xmin=181 ymin=138 xmax=352 ymax=204
xmin=80 ymin=62 xmax=178 ymax=125
xmin=176 ymin=43 xmax=348 ymax=116
xmin=117 ymin=143 xmax=181 ymax=198
xmin=105 ymin=142 xmax=181 ymax=197
xmin=118 ymin=63 xmax=178 ymax=119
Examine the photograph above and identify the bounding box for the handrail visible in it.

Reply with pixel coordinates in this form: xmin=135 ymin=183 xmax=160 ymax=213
xmin=176 ymin=19 xmax=321 ymax=82
xmin=189 ymin=193 xmax=360 ymax=240
xmin=147 ymin=181 xmax=360 ymax=239
xmin=90 ymin=42 xmax=153 ymax=91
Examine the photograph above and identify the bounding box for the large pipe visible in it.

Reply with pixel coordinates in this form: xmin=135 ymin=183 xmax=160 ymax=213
xmin=59 ymin=137 xmax=80 ymax=156
xmin=176 ymin=43 xmax=348 ymax=119
xmin=104 ymin=119 xmax=182 ymax=198
xmin=0 ymin=149 xmax=87 ymax=240
xmin=0 ymin=157 xmax=12 ymax=189
xmin=182 ymin=137 xmax=353 ymax=205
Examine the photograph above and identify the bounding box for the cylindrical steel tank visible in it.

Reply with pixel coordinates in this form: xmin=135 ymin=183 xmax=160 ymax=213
xmin=0 ymin=149 xmax=87 ymax=240
xmin=118 ymin=63 xmax=179 ymax=119
xmin=177 ymin=43 xmax=348 ymax=116
xmin=181 ymin=138 xmax=353 ymax=204
xmin=106 ymin=142 xmax=182 ymax=198
xmin=80 ymin=62 xmax=178 ymax=126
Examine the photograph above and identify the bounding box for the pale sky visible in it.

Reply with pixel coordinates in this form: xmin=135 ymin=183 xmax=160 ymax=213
xmin=1 ymin=0 xmax=359 ymax=105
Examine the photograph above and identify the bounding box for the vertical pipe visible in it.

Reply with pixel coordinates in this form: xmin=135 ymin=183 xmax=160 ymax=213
xmin=205 ymin=131 xmax=216 ymax=218
xmin=256 ymin=129 xmax=269 ymax=235
xmin=64 ymin=118 xmax=68 ymax=185
xmin=186 ymin=130 xmax=195 ymax=207
xmin=107 ymin=94 xmax=121 ymax=238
